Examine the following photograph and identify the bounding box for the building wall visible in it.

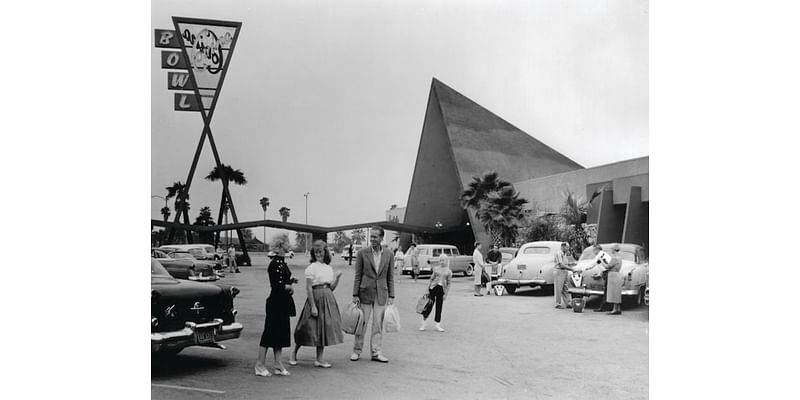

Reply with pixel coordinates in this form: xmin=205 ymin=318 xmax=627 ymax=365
xmin=513 ymin=157 xmax=649 ymax=214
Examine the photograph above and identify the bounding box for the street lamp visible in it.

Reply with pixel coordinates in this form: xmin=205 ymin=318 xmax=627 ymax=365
xmin=304 ymin=192 xmax=310 ymax=254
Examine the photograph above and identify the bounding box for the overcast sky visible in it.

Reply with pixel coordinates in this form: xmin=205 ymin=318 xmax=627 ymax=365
xmin=151 ymin=0 xmax=648 ymax=242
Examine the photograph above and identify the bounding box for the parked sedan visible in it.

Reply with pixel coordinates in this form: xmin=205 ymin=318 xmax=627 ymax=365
xmin=151 ymin=258 xmax=242 ymax=355
xmin=566 ymin=243 xmax=649 ymax=306
xmin=497 ymin=241 xmax=563 ymax=294
xmin=151 ymin=249 xmax=219 ymax=282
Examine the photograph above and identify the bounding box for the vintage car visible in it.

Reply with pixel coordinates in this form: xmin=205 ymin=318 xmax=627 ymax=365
xmin=159 ymin=244 xmax=225 ymax=269
xmin=151 ymin=258 xmax=242 ymax=354
xmin=159 ymin=244 xmax=219 ymax=260
xmin=152 ymin=249 xmax=219 ymax=281
xmin=497 ymin=241 xmax=565 ymax=294
xmin=566 ymin=243 xmax=649 ymax=306
xmin=489 ymin=247 xmax=518 ymax=279
xmin=401 ymin=244 xmax=474 ymax=276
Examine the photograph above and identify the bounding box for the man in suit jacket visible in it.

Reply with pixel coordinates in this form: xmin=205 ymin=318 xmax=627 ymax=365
xmin=351 ymin=226 xmax=395 ymax=363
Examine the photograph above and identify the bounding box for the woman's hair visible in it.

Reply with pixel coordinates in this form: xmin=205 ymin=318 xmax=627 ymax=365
xmin=310 ymin=240 xmax=332 ymax=264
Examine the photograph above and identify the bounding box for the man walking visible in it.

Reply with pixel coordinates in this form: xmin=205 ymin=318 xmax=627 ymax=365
xmin=408 ymin=243 xmax=419 ymax=282
xmin=472 ymin=242 xmax=485 ymax=296
xmin=228 ymin=245 xmax=239 ymax=273
xmin=348 ymin=244 xmax=354 ymax=266
xmin=554 ymin=242 xmax=574 ymax=308
xmin=351 ymin=226 xmax=395 ymax=363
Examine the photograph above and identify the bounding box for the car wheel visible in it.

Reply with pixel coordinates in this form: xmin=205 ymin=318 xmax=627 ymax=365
xmin=464 ymin=264 xmax=474 ymax=277
xmin=504 ymin=285 xmax=517 ymax=295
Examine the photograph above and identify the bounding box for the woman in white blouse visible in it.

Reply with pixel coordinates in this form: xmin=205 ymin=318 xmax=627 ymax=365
xmin=289 ymin=240 xmax=344 ymax=368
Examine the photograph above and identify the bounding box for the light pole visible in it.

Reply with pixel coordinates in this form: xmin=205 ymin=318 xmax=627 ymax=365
xmin=304 ymin=192 xmax=310 ymax=254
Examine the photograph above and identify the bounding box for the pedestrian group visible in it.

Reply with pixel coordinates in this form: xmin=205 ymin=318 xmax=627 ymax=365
xmin=254 ymin=232 xmax=627 ymax=376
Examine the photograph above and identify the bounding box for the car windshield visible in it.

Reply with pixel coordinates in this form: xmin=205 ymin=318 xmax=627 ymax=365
xmin=579 ymin=247 xmax=637 ymax=262
xmin=188 ymin=249 xmax=204 ymax=257
xmin=523 ymin=246 xmax=551 ymax=255
xmin=151 ymin=259 xmax=170 ymax=276
xmin=169 ymin=252 xmax=194 ymax=260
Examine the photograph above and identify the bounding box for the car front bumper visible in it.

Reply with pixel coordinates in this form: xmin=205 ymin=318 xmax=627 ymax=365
xmin=567 ymin=287 xmax=640 ymax=297
xmin=497 ymin=278 xmax=547 ymax=286
xmin=401 ymin=266 xmax=431 ymax=274
xmin=151 ymin=319 xmax=243 ymax=353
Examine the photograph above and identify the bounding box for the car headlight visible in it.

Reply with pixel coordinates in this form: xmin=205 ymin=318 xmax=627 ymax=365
xmin=151 ymin=317 xmax=158 ymax=327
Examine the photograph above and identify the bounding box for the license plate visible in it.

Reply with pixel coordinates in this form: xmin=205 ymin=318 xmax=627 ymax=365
xmin=196 ymin=328 xmax=216 ymax=344
xmin=517 ymin=265 xmax=526 ymax=270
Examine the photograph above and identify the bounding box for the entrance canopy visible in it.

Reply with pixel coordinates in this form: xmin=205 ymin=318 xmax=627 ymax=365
xmin=150 ymin=219 xmax=457 ymax=237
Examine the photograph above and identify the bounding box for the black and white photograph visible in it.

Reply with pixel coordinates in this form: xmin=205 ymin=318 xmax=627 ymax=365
xmin=149 ymin=1 xmax=647 ymax=399
xmin=9 ymin=0 xmax=800 ymax=399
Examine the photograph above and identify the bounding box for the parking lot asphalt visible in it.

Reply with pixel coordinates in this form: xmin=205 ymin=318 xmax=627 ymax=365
xmin=152 ymin=253 xmax=648 ymax=400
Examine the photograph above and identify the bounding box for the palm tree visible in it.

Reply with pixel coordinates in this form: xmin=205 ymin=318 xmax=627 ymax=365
xmin=205 ymin=164 xmax=248 ymax=247
xmin=477 ymin=186 xmax=529 ymax=246
xmin=259 ymin=197 xmax=270 ymax=247
xmin=165 ymin=181 xmax=191 ymax=243
xmin=559 ymin=188 xmax=602 ymax=257
xmin=279 ymin=206 xmax=291 ymax=222
xmin=460 ymin=171 xmax=513 ymax=215
xmin=165 ymin=181 xmax=190 ymax=219
xmin=160 ymin=206 xmax=171 ymax=223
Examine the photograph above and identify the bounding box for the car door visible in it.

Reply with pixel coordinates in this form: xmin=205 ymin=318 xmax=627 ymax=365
xmin=442 ymin=247 xmax=458 ymax=272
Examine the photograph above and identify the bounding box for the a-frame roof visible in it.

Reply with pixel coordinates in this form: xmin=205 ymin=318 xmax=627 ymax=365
xmin=433 ymin=78 xmax=583 ymax=187
xmin=404 ymin=78 xmax=583 ymax=233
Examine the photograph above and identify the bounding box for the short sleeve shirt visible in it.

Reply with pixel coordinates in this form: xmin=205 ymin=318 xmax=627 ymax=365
xmin=304 ymin=262 xmax=334 ymax=285
xmin=472 ymin=248 xmax=484 ymax=267
xmin=554 ymin=251 xmax=569 ymax=270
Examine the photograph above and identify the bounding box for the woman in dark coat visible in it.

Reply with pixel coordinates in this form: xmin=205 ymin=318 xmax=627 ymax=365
xmin=254 ymin=248 xmax=297 ymax=377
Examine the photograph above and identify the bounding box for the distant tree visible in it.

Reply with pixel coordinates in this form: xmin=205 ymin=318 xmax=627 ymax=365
xmin=165 ymin=181 xmax=190 ymax=218
xmin=294 ymin=232 xmax=309 ymax=252
xmin=333 ymin=231 xmax=352 ymax=252
xmin=259 ymin=196 xmax=270 ymax=245
xmin=351 ymin=228 xmax=366 ymax=245
xmin=205 ymin=164 xmax=247 ymax=235
xmin=194 ymin=206 xmax=215 ymax=226
xmin=193 ymin=206 xmax=216 ymax=244
xmin=559 ymin=189 xmax=602 ymax=258
xmin=160 ymin=206 xmax=171 ymax=223
xmin=279 ymin=207 xmax=291 ymax=222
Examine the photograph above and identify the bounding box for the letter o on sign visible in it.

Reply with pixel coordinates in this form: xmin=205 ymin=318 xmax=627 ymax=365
xmin=166 ymin=52 xmax=181 ymax=67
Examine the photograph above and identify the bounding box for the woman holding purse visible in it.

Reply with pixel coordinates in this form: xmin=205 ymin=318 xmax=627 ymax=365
xmin=419 ymin=255 xmax=452 ymax=332
xmin=254 ymin=246 xmax=297 ymax=377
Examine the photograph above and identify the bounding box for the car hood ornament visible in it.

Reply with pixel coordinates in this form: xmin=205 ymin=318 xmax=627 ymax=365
xmin=190 ymin=302 xmax=205 ymax=314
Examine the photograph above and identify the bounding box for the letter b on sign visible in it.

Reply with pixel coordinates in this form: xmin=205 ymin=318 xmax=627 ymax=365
xmin=154 ymin=29 xmax=181 ymax=48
